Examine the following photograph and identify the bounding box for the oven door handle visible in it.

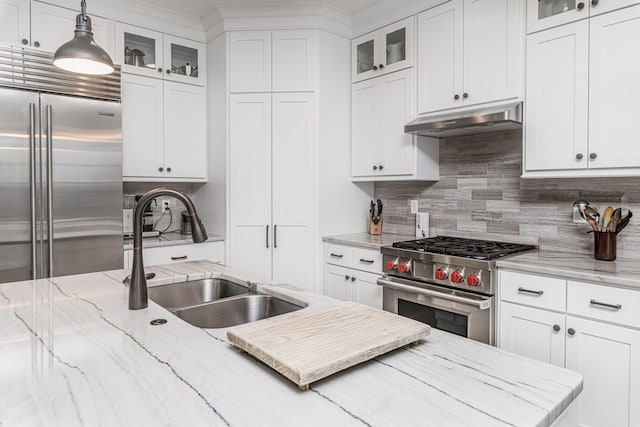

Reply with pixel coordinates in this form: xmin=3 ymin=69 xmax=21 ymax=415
xmin=377 ymin=278 xmax=491 ymax=310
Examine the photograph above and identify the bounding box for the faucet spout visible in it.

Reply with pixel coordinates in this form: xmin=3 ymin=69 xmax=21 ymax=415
xmin=128 ymin=188 xmax=208 ymax=310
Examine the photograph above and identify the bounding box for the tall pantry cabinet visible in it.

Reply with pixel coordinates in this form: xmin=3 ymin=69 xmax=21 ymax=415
xmin=198 ymin=29 xmax=371 ymax=293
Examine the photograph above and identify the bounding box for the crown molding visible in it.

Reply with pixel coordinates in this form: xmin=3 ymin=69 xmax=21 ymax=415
xmin=351 ymin=0 xmax=447 ymax=37
xmin=36 ymin=0 xmax=206 ymax=41
xmin=202 ymin=3 xmax=352 ymax=42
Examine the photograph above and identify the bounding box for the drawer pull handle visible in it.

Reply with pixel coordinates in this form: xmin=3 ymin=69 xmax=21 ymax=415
xmin=330 ymin=253 xmax=344 ymax=258
xmin=359 ymin=259 xmax=375 ymax=264
xmin=590 ymin=299 xmax=622 ymax=310
xmin=518 ymin=287 xmax=544 ymax=296
xmin=171 ymin=256 xmax=188 ymax=261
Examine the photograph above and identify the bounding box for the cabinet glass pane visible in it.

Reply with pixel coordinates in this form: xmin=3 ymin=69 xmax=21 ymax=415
xmin=386 ymin=28 xmax=406 ymax=65
xmin=538 ymin=0 xmax=577 ymax=20
xmin=124 ymin=33 xmax=158 ymax=70
xmin=357 ymin=40 xmax=374 ymax=74
xmin=170 ymin=44 xmax=199 ymax=78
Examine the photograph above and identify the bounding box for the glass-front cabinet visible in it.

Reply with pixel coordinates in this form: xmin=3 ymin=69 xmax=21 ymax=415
xmin=352 ymin=16 xmax=414 ymax=83
xmin=115 ymin=23 xmax=205 ymax=85
xmin=527 ymin=0 xmax=639 ymax=33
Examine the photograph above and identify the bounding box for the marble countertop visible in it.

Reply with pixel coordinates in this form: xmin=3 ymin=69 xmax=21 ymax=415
xmin=123 ymin=232 xmax=225 ymax=250
xmin=496 ymin=251 xmax=640 ymax=290
xmin=0 ymin=261 xmax=582 ymax=426
xmin=322 ymin=232 xmax=416 ymax=250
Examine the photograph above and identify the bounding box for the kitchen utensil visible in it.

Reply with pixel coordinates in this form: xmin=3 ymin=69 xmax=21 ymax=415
xmin=616 ymin=210 xmax=633 ymax=234
xmin=602 ymin=206 xmax=614 ymax=231
xmin=584 ymin=210 xmax=600 ymax=232
xmin=584 ymin=206 xmax=600 ymax=230
xmin=610 ymin=208 xmax=622 ymax=232
xmin=573 ymin=200 xmax=589 ymax=222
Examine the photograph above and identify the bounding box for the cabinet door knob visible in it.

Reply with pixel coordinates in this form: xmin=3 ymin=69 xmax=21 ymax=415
xmin=590 ymin=153 xmax=597 ymax=160
xmin=577 ymin=2 xmax=585 ymax=9
xmin=379 ymin=64 xmax=384 ymax=69
xmin=167 ymin=167 xmax=172 ymax=172
xmin=576 ymin=153 xmax=584 ymax=160
xmin=591 ymin=0 xmax=599 ymax=5
xmin=553 ymin=324 xmax=561 ymax=332
xmin=157 ymin=67 xmax=163 ymax=72
xmin=372 ymin=65 xmax=378 ymax=71
xmin=567 ymin=328 xmax=576 ymax=336
xmin=373 ymin=165 xmax=378 ymax=170
xmin=345 ymin=275 xmax=350 ymax=280
xmin=351 ymin=276 xmax=356 ymax=282
xmin=454 ymin=94 xmax=460 ymax=100
xmin=34 ymin=41 xmax=40 ymax=47
xmin=166 ymin=69 xmax=171 ymax=74
xmin=158 ymin=167 xmax=164 ymax=172
xmin=379 ymin=165 xmax=384 ymax=170
xmin=21 ymin=38 xmax=28 ymax=45
xmin=463 ymin=92 xmax=469 ymax=99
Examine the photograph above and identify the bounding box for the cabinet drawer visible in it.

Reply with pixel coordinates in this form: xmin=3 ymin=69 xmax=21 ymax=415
xmin=568 ymin=281 xmax=640 ymax=328
xmin=500 ymin=270 xmax=566 ymax=312
xmin=323 ymin=244 xmax=352 ymax=267
xmin=351 ymin=247 xmax=382 ymax=274
xmin=142 ymin=241 xmax=224 ymax=267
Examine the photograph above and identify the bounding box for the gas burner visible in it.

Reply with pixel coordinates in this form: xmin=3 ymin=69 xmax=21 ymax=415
xmin=392 ymin=236 xmax=536 ymax=260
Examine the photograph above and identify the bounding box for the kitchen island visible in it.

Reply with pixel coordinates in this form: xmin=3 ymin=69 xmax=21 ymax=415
xmin=0 ymin=261 xmax=581 ymax=427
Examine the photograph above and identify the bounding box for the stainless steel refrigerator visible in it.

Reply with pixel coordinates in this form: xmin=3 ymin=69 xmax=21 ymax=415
xmin=0 ymin=44 xmax=123 ymax=284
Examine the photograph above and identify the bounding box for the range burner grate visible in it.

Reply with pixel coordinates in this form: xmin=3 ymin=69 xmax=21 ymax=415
xmin=392 ymin=236 xmax=536 ymax=260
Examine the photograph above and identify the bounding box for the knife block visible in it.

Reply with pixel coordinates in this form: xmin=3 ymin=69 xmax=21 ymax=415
xmin=368 ymin=215 xmax=383 ymax=235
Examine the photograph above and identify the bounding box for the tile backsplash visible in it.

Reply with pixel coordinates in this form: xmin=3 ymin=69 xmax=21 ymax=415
xmin=375 ymin=131 xmax=640 ymax=259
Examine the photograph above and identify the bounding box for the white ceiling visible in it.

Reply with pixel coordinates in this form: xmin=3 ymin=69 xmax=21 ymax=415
xmin=131 ymin=0 xmax=380 ymax=18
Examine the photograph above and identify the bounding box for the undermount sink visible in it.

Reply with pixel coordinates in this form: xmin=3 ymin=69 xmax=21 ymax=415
xmin=148 ymin=278 xmax=305 ymax=328
xmin=175 ymin=294 xmax=304 ymax=328
xmin=148 ymin=278 xmax=250 ymax=311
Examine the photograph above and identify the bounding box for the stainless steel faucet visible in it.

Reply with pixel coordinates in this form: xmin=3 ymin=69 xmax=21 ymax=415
xmin=128 ymin=188 xmax=208 ymax=310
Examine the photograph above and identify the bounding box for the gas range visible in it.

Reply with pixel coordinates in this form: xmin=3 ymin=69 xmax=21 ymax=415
xmin=381 ymin=236 xmax=536 ymax=295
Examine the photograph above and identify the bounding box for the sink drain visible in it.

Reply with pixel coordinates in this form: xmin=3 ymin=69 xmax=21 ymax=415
xmin=150 ymin=319 xmax=167 ymax=326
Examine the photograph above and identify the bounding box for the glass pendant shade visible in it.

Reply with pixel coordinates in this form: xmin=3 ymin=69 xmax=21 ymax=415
xmin=53 ymin=3 xmax=114 ymax=75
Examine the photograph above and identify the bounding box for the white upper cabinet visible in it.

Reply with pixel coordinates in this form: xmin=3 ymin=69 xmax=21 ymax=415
xmin=0 ymin=0 xmax=29 ymax=46
xmin=115 ymin=23 xmax=205 ymax=86
xmin=525 ymin=4 xmax=640 ymax=175
xmin=527 ymin=0 xmax=639 ymax=33
xmin=31 ymin=2 xmax=114 ymax=58
xmin=352 ymin=16 xmax=414 ymax=83
xmin=352 ymin=68 xmax=439 ymax=181
xmin=588 ymin=5 xmax=640 ymax=169
xmin=417 ymin=0 xmax=523 ymax=115
xmin=229 ymin=30 xmax=315 ymax=93
xmin=525 ymin=21 xmax=589 ymax=171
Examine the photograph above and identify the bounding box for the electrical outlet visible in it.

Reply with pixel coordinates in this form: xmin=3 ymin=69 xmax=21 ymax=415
xmin=410 ymin=200 xmax=419 ymax=214
xmin=162 ymin=199 xmax=170 ymax=213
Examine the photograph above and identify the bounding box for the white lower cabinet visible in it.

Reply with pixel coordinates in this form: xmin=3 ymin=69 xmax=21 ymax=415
xmin=123 ymin=241 xmax=224 ymax=269
xmin=499 ymin=270 xmax=640 ymax=427
xmin=323 ymin=243 xmax=383 ymax=309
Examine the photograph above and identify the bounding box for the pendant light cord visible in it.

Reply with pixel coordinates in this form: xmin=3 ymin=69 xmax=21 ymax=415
xmin=81 ymin=0 xmax=87 ymax=18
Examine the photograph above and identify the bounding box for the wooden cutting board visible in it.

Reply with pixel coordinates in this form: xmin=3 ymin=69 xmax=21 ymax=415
xmin=226 ymin=301 xmax=430 ymax=390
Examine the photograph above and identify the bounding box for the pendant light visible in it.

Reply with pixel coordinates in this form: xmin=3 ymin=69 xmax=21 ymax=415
xmin=53 ymin=0 xmax=114 ymax=75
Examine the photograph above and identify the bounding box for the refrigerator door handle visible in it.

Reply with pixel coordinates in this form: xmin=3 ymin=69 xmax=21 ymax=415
xmin=46 ymin=104 xmax=54 ymax=278
xmin=29 ymin=103 xmax=37 ymax=280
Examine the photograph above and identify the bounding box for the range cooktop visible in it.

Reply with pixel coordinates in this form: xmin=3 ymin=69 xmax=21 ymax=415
xmin=391 ymin=236 xmax=536 ymax=261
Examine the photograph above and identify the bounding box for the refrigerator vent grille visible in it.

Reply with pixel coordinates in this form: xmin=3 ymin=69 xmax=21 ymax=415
xmin=0 ymin=43 xmax=121 ymax=101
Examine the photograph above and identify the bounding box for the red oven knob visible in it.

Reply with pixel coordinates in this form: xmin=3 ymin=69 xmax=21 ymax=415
xmin=450 ymin=271 xmax=464 ymax=283
xmin=467 ymin=274 xmax=480 ymax=287
xmin=385 ymin=260 xmax=397 ymax=271
xmin=398 ymin=261 xmax=411 ymax=273
xmin=435 ymin=269 xmax=448 ymax=280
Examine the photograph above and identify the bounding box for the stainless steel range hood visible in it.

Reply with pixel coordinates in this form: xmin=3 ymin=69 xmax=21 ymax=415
xmin=404 ymin=102 xmax=522 ymax=138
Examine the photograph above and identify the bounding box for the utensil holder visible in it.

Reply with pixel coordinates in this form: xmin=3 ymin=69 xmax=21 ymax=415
xmin=594 ymin=231 xmax=617 ymax=261
xmin=368 ymin=214 xmax=382 ymax=235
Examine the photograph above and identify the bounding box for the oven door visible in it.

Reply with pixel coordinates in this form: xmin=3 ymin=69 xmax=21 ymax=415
xmin=378 ymin=276 xmax=494 ymax=345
